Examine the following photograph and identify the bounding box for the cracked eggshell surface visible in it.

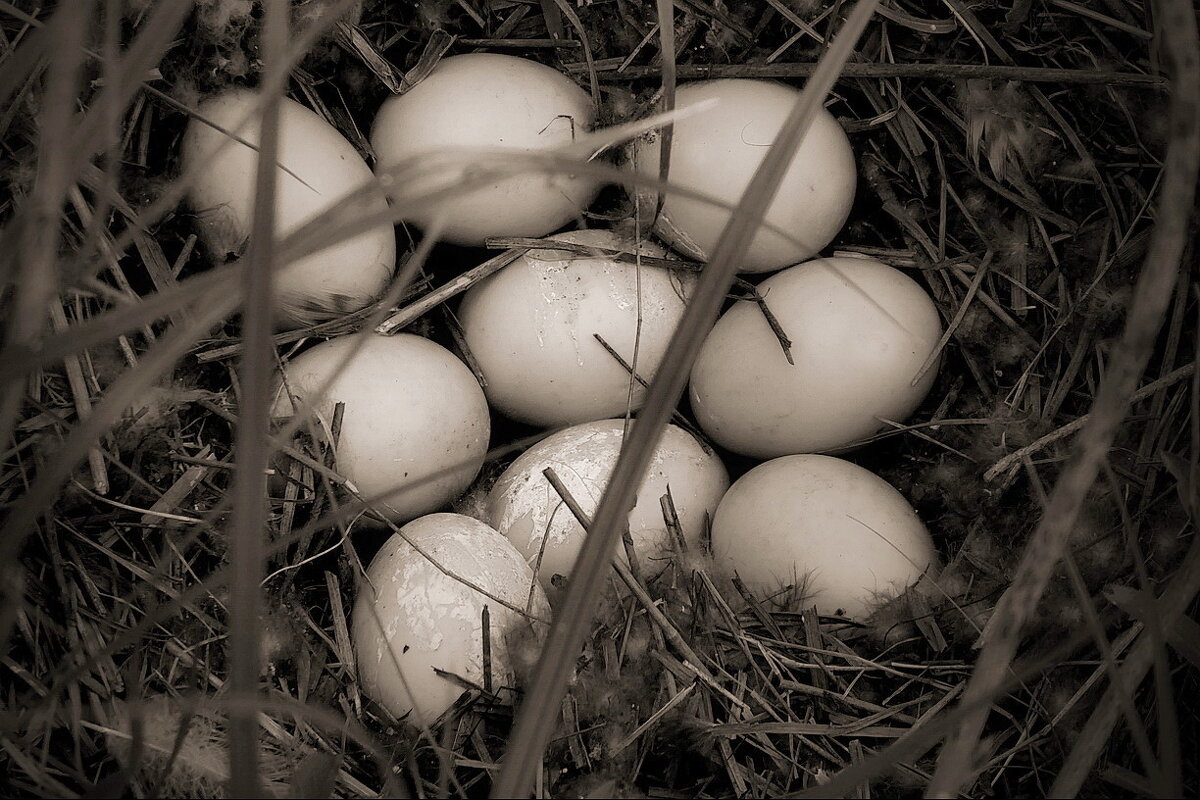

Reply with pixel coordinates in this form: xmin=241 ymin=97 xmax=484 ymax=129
xmin=271 ymin=334 xmax=489 ymax=523
xmin=182 ymin=89 xmax=395 ymax=329
xmin=690 ymin=256 xmax=943 ymax=458
xmin=352 ymin=513 xmax=549 ymax=725
xmin=486 ymin=419 xmax=728 ymax=590
xmin=459 ymin=229 xmax=695 ymax=427
xmin=630 ymin=79 xmax=856 ymax=273
xmin=711 ymin=455 xmax=937 ymax=619
xmin=370 ymin=53 xmax=602 ymax=246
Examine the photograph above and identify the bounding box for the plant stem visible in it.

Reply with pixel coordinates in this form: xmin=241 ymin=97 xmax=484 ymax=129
xmin=228 ymin=0 xmax=287 ymax=795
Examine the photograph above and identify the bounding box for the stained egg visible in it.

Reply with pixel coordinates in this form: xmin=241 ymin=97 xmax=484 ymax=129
xmin=271 ymin=334 xmax=489 ymax=523
xmin=486 ymin=419 xmax=728 ymax=590
xmin=182 ymin=89 xmax=396 ymax=329
xmin=711 ymin=455 xmax=938 ymax=620
xmin=371 ymin=53 xmax=602 ymax=246
xmin=630 ymin=79 xmax=856 ymax=273
xmin=459 ymin=229 xmax=695 ymax=427
xmin=690 ymin=255 xmax=943 ymax=458
xmin=352 ymin=513 xmax=550 ymax=725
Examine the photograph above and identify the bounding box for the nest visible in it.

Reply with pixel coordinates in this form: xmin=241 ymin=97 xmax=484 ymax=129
xmin=0 ymin=1 xmax=1196 ymax=797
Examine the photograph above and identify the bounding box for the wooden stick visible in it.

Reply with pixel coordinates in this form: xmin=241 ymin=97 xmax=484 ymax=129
xmin=375 ymin=249 xmax=527 ymax=335
xmin=48 ymin=302 xmax=109 ymax=494
xmin=562 ymin=60 xmax=1166 ymax=86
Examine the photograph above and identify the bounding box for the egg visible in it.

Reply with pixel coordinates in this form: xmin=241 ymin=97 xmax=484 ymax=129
xmin=487 ymin=419 xmax=728 ymax=590
xmin=711 ymin=455 xmax=937 ymax=619
xmin=352 ymin=513 xmax=550 ymax=725
xmin=459 ymin=229 xmax=696 ymax=427
xmin=271 ymin=334 xmax=489 ymax=523
xmin=370 ymin=53 xmax=602 ymax=246
xmin=182 ymin=89 xmax=396 ymax=329
xmin=630 ymin=79 xmax=856 ymax=273
xmin=690 ymin=255 xmax=943 ymax=458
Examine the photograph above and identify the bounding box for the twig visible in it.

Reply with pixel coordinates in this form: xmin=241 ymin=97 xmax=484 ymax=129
xmin=396 ymin=29 xmax=455 ymax=93
xmin=611 ymin=683 xmax=696 ymax=756
xmin=653 ymin=0 xmax=677 ymax=223
xmin=198 ymin=399 xmax=350 ymax=486
xmin=324 ymin=571 xmax=356 ymax=679
xmin=591 ymin=333 xmax=714 ymax=452
xmin=539 ymin=467 xmax=727 ymax=692
xmin=375 ymin=249 xmax=527 ymax=335
xmin=912 ymin=252 xmax=992 ymax=386
xmin=1048 ymin=0 xmax=1153 ymax=38
xmin=485 ymin=236 xmax=700 ymax=271
xmin=1052 ymin=534 xmax=1200 ymax=795
xmin=48 ymin=302 xmax=109 ymax=494
xmin=193 ymin=277 xmax=430 ymax=362
xmin=983 ymin=362 xmax=1196 ymax=482
xmin=738 ymin=282 xmax=795 ymax=365
xmin=456 ymin=37 xmax=579 ymax=48
xmin=563 ymin=61 xmax=1165 ymax=85
xmin=334 ymin=20 xmax=402 ymax=93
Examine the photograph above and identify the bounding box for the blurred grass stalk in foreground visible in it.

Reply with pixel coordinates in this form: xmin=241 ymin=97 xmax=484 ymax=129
xmin=226 ymin=0 xmax=287 ymax=794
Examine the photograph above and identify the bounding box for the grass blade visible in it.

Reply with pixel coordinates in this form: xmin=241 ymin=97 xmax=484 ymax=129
xmin=1052 ymin=530 xmax=1200 ymax=796
xmin=227 ymin=0 xmax=288 ymax=794
xmin=654 ymin=0 xmax=677 ymax=219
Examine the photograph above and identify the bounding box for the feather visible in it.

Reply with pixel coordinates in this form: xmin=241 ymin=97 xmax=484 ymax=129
xmin=106 ymin=694 xmax=308 ymax=799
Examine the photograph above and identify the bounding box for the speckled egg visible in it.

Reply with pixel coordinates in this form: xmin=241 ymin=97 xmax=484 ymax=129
xmin=352 ymin=513 xmax=550 ymax=725
xmin=487 ymin=419 xmax=728 ymax=589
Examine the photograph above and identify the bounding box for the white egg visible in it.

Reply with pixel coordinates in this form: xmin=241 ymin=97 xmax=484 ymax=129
xmin=271 ymin=334 xmax=489 ymax=523
xmin=371 ymin=53 xmax=602 ymax=246
xmin=690 ymin=255 xmax=943 ymax=458
xmin=352 ymin=513 xmax=550 ymax=725
xmin=711 ymin=455 xmax=937 ymax=619
xmin=630 ymin=79 xmax=856 ymax=273
xmin=459 ymin=229 xmax=695 ymax=427
xmin=182 ymin=89 xmax=396 ymax=329
xmin=487 ymin=419 xmax=728 ymax=590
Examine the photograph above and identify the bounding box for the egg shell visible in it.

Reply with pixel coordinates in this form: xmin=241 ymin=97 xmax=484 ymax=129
xmin=271 ymin=334 xmax=489 ymax=523
xmin=370 ymin=53 xmax=602 ymax=246
xmin=630 ymin=79 xmax=856 ymax=273
xmin=690 ymin=256 xmax=943 ymax=458
xmin=352 ymin=513 xmax=550 ymax=725
xmin=487 ymin=419 xmax=729 ymax=589
xmin=459 ymin=229 xmax=695 ymax=427
xmin=182 ymin=89 xmax=396 ymax=329
xmin=711 ymin=455 xmax=937 ymax=619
